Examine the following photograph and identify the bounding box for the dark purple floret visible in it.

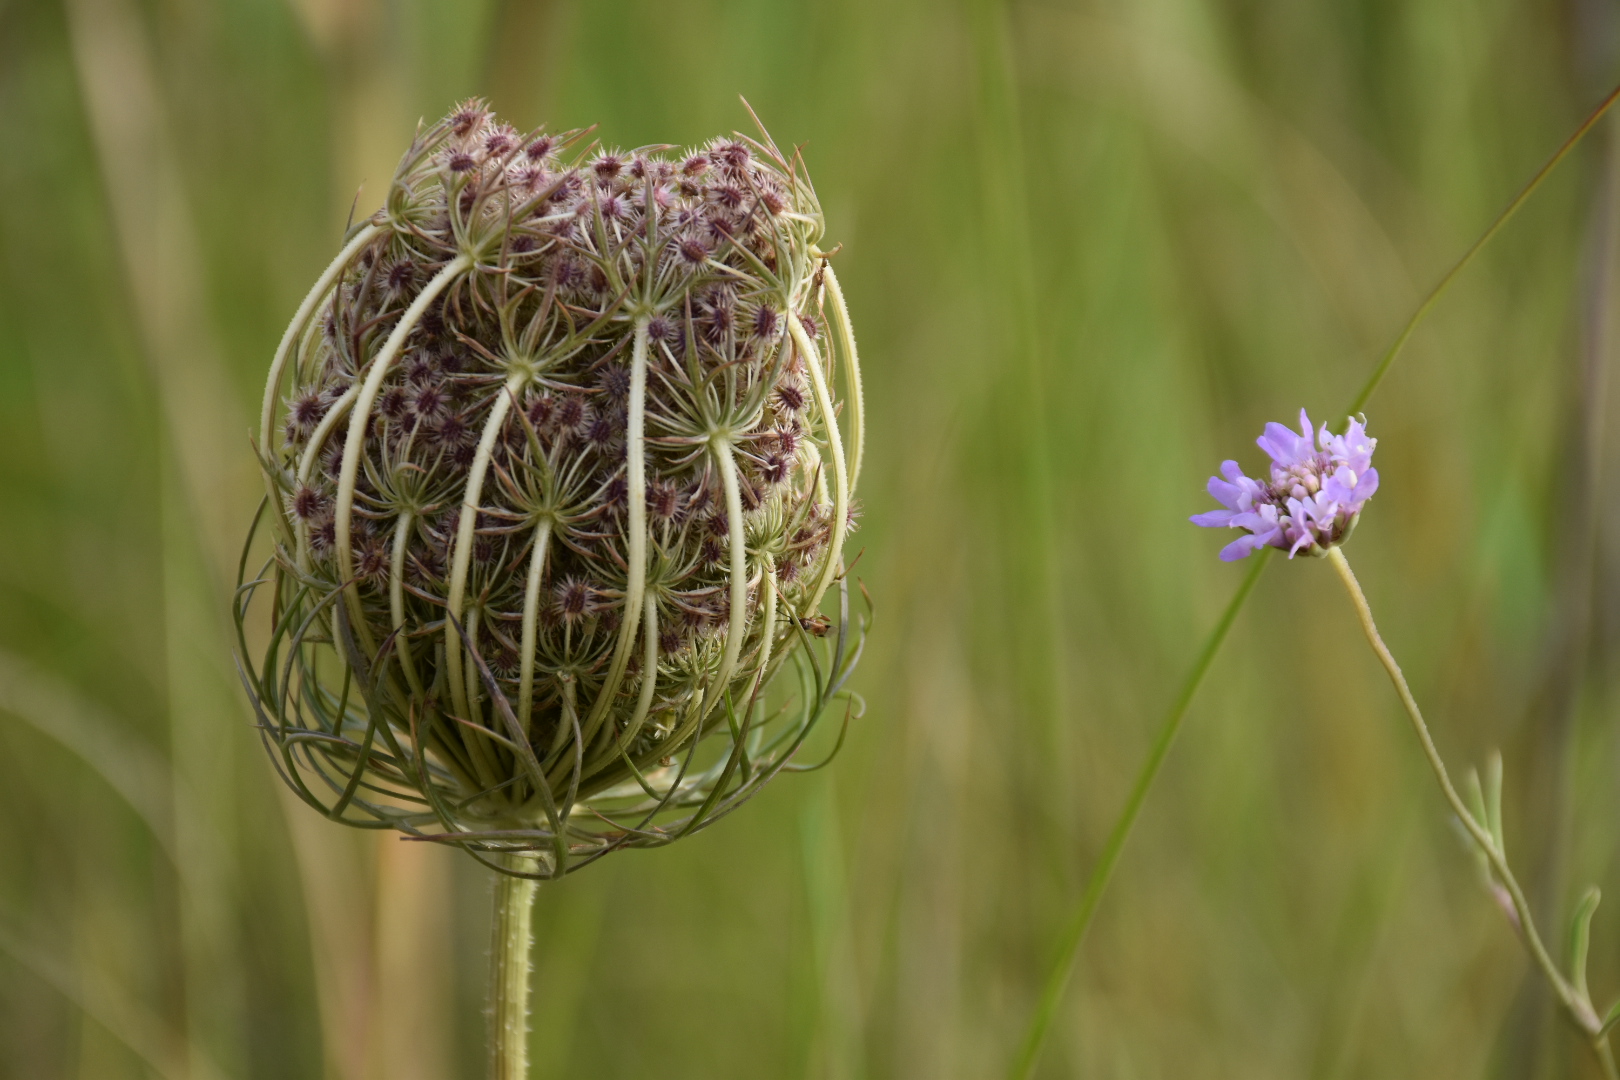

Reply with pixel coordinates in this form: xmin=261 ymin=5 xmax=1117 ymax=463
xmin=752 ymin=306 xmax=779 ymax=339
xmin=647 ymin=481 xmax=680 ymax=521
xmin=776 ymin=383 xmax=806 ymax=412
xmin=410 ymin=383 xmax=448 ymax=420
xmin=449 ymin=102 xmax=487 ymax=137
xmin=555 ymin=578 xmax=594 ymax=622
xmin=291 ymin=485 xmax=325 ymax=520
xmin=378 ymin=386 xmax=408 ymax=419
xmin=678 ymin=236 xmax=711 ymax=266
xmin=598 ymin=365 xmax=631 ymax=398
xmin=646 ymin=315 xmax=676 ymax=342
xmin=527 ymin=393 xmax=555 ymax=428
xmin=387 ymin=259 xmax=416 ymax=292
xmin=554 ymin=395 xmax=587 ymax=433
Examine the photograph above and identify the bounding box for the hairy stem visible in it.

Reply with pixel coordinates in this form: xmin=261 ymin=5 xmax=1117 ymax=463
xmin=518 ymin=519 xmax=554 ymax=738
xmin=388 ymin=510 xmax=423 ymax=697
xmin=260 ymin=224 xmax=380 ymax=537
xmin=822 ymin=265 xmax=865 ymax=489
xmin=622 ymin=592 xmax=659 ymax=749
xmin=1327 ymin=547 xmax=1614 ymax=1074
xmin=582 ymin=319 xmax=650 ymax=754
xmin=709 ymin=441 xmax=749 ymax=716
xmin=446 ymin=370 xmax=523 ymax=727
xmin=489 ymin=855 xmax=538 ymax=1080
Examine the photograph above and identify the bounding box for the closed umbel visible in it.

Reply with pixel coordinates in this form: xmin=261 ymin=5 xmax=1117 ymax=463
xmin=238 ymin=101 xmax=864 ymax=878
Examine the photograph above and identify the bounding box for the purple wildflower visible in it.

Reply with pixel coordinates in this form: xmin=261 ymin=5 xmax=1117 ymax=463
xmin=1191 ymin=409 xmax=1378 ymax=562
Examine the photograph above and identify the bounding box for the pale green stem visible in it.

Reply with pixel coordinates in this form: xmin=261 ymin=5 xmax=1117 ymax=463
xmin=1327 ymin=546 xmax=1616 ymax=1076
xmin=260 ymin=223 xmax=380 ymax=537
xmin=517 ymin=519 xmax=554 ymax=734
xmin=708 ymin=442 xmax=749 ymax=717
xmin=489 ymin=855 xmax=538 ymax=1080
xmin=738 ymin=559 xmax=779 ymax=765
xmin=752 ymin=557 xmax=778 ymax=705
xmin=789 ymin=318 xmax=849 ymax=613
xmin=581 ymin=319 xmax=650 ymax=753
xmin=822 ymin=265 xmax=865 ymax=489
xmin=445 ymin=369 xmax=523 ymax=727
xmin=622 ymin=592 xmax=659 ymax=748
xmin=336 ymin=255 xmax=471 ymax=652
xmin=388 ymin=510 xmax=423 ymax=697
xmin=462 ymin=607 xmax=485 ymax=731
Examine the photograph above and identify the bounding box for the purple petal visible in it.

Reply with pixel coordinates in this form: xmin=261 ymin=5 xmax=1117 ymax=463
xmin=1218 ymin=534 xmax=1265 ymax=561
xmin=1191 ymin=509 xmax=1238 ymax=528
xmin=1323 ymin=464 xmax=1378 ymax=507
xmin=1206 ymin=476 xmax=1243 ymax=510
xmin=1257 ymin=423 xmax=1307 ymax=466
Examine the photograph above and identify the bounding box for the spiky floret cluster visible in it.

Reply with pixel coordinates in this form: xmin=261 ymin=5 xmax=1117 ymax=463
xmin=237 ymin=101 xmax=866 ymax=878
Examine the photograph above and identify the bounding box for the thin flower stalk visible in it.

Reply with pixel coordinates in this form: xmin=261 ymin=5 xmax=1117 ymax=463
xmin=1326 ymin=547 xmax=1619 ymax=1080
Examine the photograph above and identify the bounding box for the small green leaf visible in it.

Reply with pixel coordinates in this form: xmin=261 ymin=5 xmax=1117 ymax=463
xmin=1571 ymin=886 xmax=1601 ymax=1000
xmin=1600 ymin=998 xmax=1620 ymax=1038
xmin=1486 ymin=750 xmax=1506 ymax=856
xmin=1465 ymin=767 xmax=1489 ymax=835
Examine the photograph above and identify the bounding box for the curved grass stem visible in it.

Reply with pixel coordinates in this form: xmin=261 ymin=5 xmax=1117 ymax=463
xmin=1347 ymin=82 xmax=1620 ymax=418
xmin=1006 ymin=550 xmax=1268 ymax=1080
xmin=1327 ymin=547 xmax=1616 ymax=1078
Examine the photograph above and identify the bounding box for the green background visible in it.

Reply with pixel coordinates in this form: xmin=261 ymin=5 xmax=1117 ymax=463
xmin=2 ymin=0 xmax=1618 ymax=1076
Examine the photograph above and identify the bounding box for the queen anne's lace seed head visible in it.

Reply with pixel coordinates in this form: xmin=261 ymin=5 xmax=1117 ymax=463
xmin=1191 ymin=409 xmax=1378 ymax=561
xmin=240 ymin=101 xmax=864 ymax=878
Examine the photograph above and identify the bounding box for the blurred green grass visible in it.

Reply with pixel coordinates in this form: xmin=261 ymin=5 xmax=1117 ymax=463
xmin=2 ymin=0 xmax=1619 ymax=1077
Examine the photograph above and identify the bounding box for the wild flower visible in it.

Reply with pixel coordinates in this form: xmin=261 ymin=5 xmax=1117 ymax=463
xmin=237 ymin=100 xmax=867 ymax=881
xmin=1187 ymin=407 xmax=1620 ymax=1076
xmin=1191 ymin=409 xmax=1378 ymax=560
